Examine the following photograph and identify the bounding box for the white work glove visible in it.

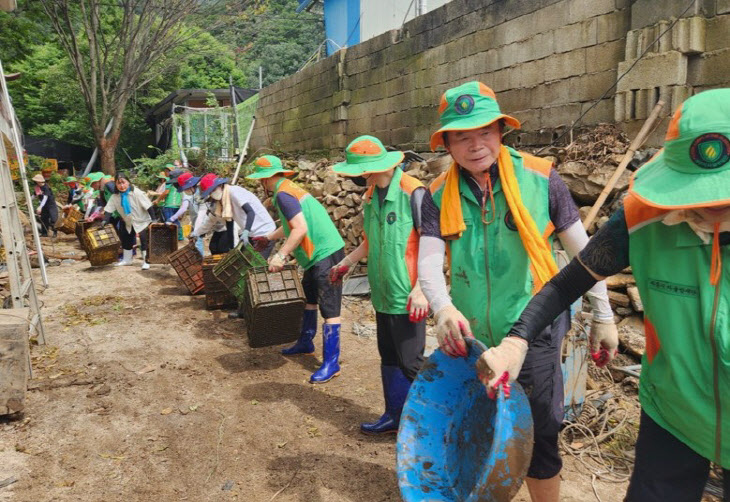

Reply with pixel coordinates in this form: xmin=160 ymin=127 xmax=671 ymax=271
xmin=590 ymin=317 xmax=619 ymax=368
xmin=476 ymin=337 xmax=528 ymax=399
xmin=434 ymin=305 xmax=473 ymax=358
xmin=268 ymin=252 xmax=286 ymax=272
xmin=406 ymin=286 xmax=429 ymax=323
xmin=239 ymin=229 xmax=250 ymax=247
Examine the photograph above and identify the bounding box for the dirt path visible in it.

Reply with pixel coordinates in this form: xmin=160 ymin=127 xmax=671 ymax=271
xmin=0 ymin=234 xmax=632 ymax=502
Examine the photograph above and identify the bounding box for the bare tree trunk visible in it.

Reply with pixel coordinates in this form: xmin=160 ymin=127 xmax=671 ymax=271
xmin=99 ymin=134 xmax=119 ymax=175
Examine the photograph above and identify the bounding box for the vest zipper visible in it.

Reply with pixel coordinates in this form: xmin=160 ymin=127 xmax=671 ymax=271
xmin=379 ymin=213 xmax=386 ymax=309
xmin=709 ymin=273 xmax=723 ymax=464
xmin=483 ymin=214 xmax=494 ymax=346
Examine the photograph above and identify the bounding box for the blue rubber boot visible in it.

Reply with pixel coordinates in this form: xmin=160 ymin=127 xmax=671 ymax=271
xmin=310 ymin=323 xmax=340 ymax=384
xmin=281 ymin=309 xmax=317 ymax=355
xmin=361 ymin=366 xmax=411 ymax=434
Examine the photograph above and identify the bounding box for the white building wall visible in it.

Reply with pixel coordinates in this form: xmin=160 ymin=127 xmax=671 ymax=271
xmin=359 ymin=0 xmax=452 ymax=42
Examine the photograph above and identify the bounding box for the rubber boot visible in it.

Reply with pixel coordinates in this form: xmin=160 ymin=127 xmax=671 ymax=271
xmin=360 ymin=366 xmax=411 ymax=434
xmin=116 ymin=249 xmax=133 ymax=266
xmin=310 ymin=323 xmax=340 ymax=384
xmin=141 ymin=250 xmax=150 ymax=270
xmin=281 ymin=309 xmax=317 ymax=355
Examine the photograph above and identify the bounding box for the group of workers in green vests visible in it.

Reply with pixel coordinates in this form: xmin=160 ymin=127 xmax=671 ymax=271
xmin=242 ymin=82 xmax=728 ymax=502
xmin=36 ymin=80 xmax=728 ymax=501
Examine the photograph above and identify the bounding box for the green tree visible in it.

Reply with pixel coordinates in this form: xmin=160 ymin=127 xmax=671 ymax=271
xmin=8 ymin=42 xmax=93 ymax=145
xmin=209 ymin=0 xmax=324 ymax=87
xmin=0 ymin=1 xmax=52 ymax=67
xmin=38 ymin=0 xmax=204 ymax=174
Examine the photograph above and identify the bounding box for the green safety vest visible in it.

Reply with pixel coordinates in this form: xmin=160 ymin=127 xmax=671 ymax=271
xmin=625 ymin=194 xmax=730 ymax=467
xmin=164 ymin=182 xmax=182 ymax=208
xmin=273 ymin=178 xmax=344 ymax=270
xmin=431 ymin=147 xmax=554 ymax=347
xmin=363 ymin=168 xmax=422 ymax=314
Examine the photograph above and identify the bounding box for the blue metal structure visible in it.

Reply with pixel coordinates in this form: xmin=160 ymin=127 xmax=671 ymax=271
xmin=297 ymin=0 xmax=360 ymax=55
xmin=397 ymin=338 xmax=534 ymax=501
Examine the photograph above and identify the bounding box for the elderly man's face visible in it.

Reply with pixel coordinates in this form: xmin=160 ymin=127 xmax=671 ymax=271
xmin=445 ymin=122 xmax=502 ymax=175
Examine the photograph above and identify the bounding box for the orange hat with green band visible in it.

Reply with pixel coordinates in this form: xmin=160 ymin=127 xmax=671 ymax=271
xmin=332 ymin=135 xmax=404 ymax=176
xmin=245 ymin=155 xmax=296 ymax=180
xmin=630 ymin=88 xmax=730 ymax=209
xmin=430 ymin=81 xmax=521 ymax=151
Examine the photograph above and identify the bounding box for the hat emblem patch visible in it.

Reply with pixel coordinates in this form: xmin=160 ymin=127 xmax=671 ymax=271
xmin=454 ymin=94 xmax=475 ymax=115
xmin=690 ymin=133 xmax=730 ymax=169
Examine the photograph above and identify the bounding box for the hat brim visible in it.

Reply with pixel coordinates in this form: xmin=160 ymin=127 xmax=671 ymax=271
xmin=630 ymin=150 xmax=730 ymax=209
xmin=180 ymin=176 xmax=201 ymax=191
xmin=32 ymin=175 xmax=46 ymax=183
xmin=332 ymin=151 xmax=405 ymax=177
xmin=430 ymin=114 xmax=521 ymax=151
xmin=200 ymin=178 xmax=229 ymax=199
xmin=245 ymin=169 xmax=296 ymax=180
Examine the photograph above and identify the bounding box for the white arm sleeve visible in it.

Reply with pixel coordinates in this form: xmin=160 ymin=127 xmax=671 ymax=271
xmin=557 ymin=220 xmax=614 ymax=321
xmin=418 ymin=236 xmax=452 ymax=314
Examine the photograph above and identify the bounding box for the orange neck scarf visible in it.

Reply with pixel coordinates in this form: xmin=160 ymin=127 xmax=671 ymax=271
xmin=439 ymin=145 xmax=559 ymax=291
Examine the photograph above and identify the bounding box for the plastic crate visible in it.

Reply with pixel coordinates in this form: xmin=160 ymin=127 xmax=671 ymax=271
xmin=75 ymin=220 xmax=96 ymax=252
xmin=55 ymin=206 xmax=82 ymax=234
xmin=203 ymin=255 xmax=237 ymax=310
xmin=84 ymin=226 xmax=121 ymax=267
xmin=147 ymin=223 xmax=179 ymax=264
xmin=168 ymin=243 xmax=204 ymax=295
xmin=242 ymin=266 xmax=305 ymax=348
xmin=212 ymin=243 xmax=267 ymax=302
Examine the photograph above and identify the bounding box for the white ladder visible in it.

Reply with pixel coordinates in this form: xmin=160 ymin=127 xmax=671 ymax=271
xmin=0 ymin=58 xmax=47 ymax=346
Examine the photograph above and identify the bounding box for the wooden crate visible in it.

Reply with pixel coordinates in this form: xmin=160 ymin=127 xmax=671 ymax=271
xmin=147 ymin=223 xmax=178 ymax=264
xmin=84 ymin=226 xmax=121 ymax=267
xmin=55 ymin=206 xmax=82 ymax=234
xmin=168 ymin=243 xmax=204 ymax=295
xmin=212 ymin=243 xmax=266 ymax=302
xmin=203 ymin=255 xmax=237 ymax=310
xmin=242 ymin=266 xmax=305 ymax=348
xmin=75 ymin=220 xmax=96 ymax=252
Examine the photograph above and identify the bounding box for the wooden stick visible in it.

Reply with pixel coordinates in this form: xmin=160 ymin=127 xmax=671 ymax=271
xmin=583 ymin=100 xmax=665 ymax=230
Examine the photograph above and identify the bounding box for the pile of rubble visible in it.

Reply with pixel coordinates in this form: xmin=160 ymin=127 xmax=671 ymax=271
xmin=258 ymin=154 xmax=453 ymax=248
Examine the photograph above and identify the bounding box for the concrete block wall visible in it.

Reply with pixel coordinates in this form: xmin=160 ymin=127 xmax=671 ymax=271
xmin=617 ymin=2 xmax=730 ymax=144
xmin=250 ymin=0 xmax=730 ymax=154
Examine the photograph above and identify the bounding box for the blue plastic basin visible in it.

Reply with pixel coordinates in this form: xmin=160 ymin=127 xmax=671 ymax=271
xmin=397 ymin=338 xmax=534 ymax=501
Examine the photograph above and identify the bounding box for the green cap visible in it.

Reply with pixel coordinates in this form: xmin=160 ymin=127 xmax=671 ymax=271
xmin=164 ymin=163 xmax=175 ymax=169
xmin=332 ymin=135 xmax=404 ymax=177
xmin=245 ymin=155 xmax=296 ymax=180
xmin=630 ymin=89 xmax=730 ymax=209
xmin=430 ymin=81 xmax=520 ymax=151
xmin=64 ymin=176 xmax=77 ymax=183
xmin=84 ymin=172 xmax=104 ymax=184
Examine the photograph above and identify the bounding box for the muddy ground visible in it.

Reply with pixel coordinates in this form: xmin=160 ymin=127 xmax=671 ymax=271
xmin=1 ymin=233 xmax=639 ymax=502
